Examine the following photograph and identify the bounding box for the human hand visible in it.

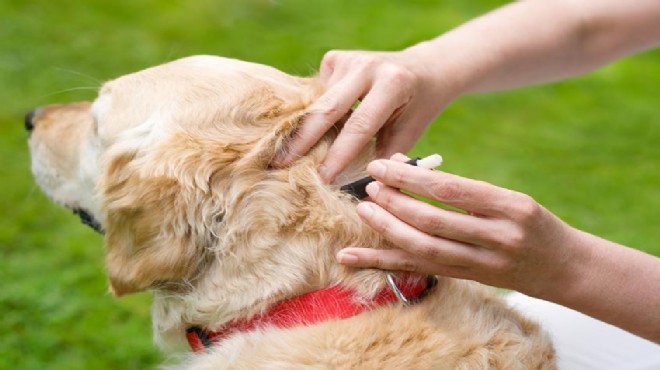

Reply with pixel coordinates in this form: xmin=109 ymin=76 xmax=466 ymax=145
xmin=272 ymin=48 xmax=457 ymax=183
xmin=337 ymin=154 xmax=584 ymax=298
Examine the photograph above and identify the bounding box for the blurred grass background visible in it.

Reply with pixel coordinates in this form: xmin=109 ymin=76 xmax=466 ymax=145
xmin=1 ymin=0 xmax=658 ymax=369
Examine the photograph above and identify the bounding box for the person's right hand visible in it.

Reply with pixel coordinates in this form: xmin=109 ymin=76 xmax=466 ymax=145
xmin=336 ymin=154 xmax=585 ymax=298
xmin=271 ymin=48 xmax=458 ymax=183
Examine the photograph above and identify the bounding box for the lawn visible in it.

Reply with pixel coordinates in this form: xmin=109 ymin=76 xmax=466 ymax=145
xmin=1 ymin=0 xmax=658 ymax=369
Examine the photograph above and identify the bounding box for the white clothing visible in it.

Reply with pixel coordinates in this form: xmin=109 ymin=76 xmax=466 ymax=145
xmin=506 ymin=292 xmax=660 ymax=370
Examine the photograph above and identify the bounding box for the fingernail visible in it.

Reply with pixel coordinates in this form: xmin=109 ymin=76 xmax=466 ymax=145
xmin=367 ymin=160 xmax=386 ymax=178
xmin=356 ymin=202 xmax=375 ymax=218
xmin=336 ymin=250 xmax=359 ymax=265
xmin=391 ymin=153 xmax=410 ymax=162
xmin=365 ymin=182 xmax=380 ymax=197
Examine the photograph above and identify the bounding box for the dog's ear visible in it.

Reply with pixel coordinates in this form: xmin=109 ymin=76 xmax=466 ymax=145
xmin=232 ymin=77 xmax=325 ymax=169
xmin=241 ymin=109 xmax=307 ymax=167
xmin=97 ymin=100 xmax=302 ymax=297
xmin=101 ymin=153 xmax=206 ymax=296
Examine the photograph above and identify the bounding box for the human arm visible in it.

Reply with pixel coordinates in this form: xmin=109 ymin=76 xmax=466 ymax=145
xmin=413 ymin=0 xmax=660 ymax=94
xmin=273 ymin=0 xmax=660 ymax=182
xmin=336 ymin=156 xmax=660 ymax=343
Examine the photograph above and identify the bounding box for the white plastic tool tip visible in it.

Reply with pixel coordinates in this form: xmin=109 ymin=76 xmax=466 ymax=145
xmin=417 ymin=154 xmax=443 ymax=169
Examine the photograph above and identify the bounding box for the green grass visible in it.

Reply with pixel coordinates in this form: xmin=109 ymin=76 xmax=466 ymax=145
xmin=1 ymin=0 xmax=658 ymax=369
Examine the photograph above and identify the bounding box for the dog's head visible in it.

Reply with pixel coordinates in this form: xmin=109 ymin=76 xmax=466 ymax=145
xmin=28 ymin=56 xmax=377 ymax=299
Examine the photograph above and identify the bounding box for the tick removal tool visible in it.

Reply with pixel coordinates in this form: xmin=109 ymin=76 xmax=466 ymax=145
xmin=340 ymin=154 xmax=443 ymax=199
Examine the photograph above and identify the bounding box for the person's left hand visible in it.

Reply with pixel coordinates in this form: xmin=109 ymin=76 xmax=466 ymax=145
xmin=337 ymin=154 xmax=584 ymax=298
xmin=271 ymin=49 xmax=457 ymax=183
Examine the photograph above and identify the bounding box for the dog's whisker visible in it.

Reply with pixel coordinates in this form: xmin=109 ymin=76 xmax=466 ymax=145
xmin=18 ymin=184 xmax=39 ymax=207
xmin=53 ymin=67 xmax=104 ymax=85
xmin=40 ymin=86 xmax=99 ymax=99
xmin=26 ymin=183 xmax=38 ymax=197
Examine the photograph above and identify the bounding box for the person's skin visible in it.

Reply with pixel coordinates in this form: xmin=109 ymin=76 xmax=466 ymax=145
xmin=272 ymin=0 xmax=660 ymax=342
xmin=343 ymin=153 xmax=660 ymax=343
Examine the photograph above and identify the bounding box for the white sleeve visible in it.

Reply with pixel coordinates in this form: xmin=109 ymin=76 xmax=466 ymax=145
xmin=505 ymin=292 xmax=660 ymax=370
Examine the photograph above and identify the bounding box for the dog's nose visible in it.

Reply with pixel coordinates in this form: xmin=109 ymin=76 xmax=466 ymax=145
xmin=24 ymin=109 xmax=38 ymax=132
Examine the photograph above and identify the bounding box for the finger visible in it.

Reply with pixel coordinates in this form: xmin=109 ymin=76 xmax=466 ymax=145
xmin=319 ymin=50 xmax=340 ymax=82
xmin=336 ymin=247 xmax=472 ymax=278
xmin=389 ymin=153 xmax=410 ymax=162
xmin=355 ymin=201 xmax=481 ymax=267
xmin=365 ymin=182 xmax=499 ymax=247
xmin=271 ymin=74 xmax=368 ymax=167
xmin=320 ymin=50 xmax=354 ymax=87
xmin=319 ymin=80 xmax=410 ymax=182
xmin=366 ymin=159 xmax=518 ymax=217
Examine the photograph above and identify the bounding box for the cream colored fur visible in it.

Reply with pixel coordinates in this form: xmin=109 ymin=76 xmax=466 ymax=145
xmin=28 ymin=55 xmax=555 ymax=369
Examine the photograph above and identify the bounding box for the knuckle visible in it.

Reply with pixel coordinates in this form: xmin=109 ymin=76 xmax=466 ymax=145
xmin=338 ymin=54 xmax=376 ymax=74
xmin=414 ymin=209 xmax=447 ymax=235
xmin=355 ymin=54 xmax=379 ymax=70
xmin=427 ymin=179 xmax=463 ymax=201
xmin=510 ymin=229 xmax=527 ymax=248
xmin=411 ymin=240 xmax=441 ymax=260
xmin=322 ymin=50 xmax=342 ymax=65
xmin=397 ymin=257 xmax=420 ymax=273
xmin=345 ymin=113 xmax=375 ymax=136
xmin=320 ymin=50 xmax=345 ymax=81
xmin=380 ymin=63 xmax=416 ymax=89
xmin=502 ymin=226 xmax=528 ymax=251
xmin=371 ymin=215 xmax=393 ymax=237
xmin=388 ymin=164 xmax=407 ymax=186
xmin=376 ymin=186 xmax=395 ymax=209
xmin=371 ymin=254 xmax=389 ymax=270
xmin=510 ymin=193 xmax=541 ymax=223
xmin=312 ymin=98 xmax=344 ymax=122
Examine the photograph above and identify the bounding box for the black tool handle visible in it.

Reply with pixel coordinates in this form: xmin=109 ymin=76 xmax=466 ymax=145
xmin=339 ymin=157 xmax=420 ymax=199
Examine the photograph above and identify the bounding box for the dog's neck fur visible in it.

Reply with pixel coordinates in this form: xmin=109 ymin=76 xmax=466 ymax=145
xmin=151 ymin=138 xmax=389 ymax=351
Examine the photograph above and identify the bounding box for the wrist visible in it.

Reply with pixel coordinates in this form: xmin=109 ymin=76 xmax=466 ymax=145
xmin=399 ymin=40 xmax=472 ymax=102
xmin=536 ymin=229 xmax=660 ymax=341
xmin=533 ymin=227 xmax=596 ymax=304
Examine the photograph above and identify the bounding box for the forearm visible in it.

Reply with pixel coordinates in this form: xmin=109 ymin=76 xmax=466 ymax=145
xmin=545 ymin=228 xmax=660 ymax=343
xmin=403 ymin=0 xmax=660 ymax=96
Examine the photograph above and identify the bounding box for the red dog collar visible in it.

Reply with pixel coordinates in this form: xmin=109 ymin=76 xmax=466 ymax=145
xmin=186 ymin=274 xmax=437 ymax=352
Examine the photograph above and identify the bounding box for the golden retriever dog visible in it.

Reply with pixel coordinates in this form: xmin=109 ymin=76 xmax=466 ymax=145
xmin=27 ymin=56 xmax=555 ymax=369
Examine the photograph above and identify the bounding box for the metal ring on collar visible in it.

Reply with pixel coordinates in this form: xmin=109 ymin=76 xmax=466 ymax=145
xmin=385 ymin=273 xmax=437 ymax=306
